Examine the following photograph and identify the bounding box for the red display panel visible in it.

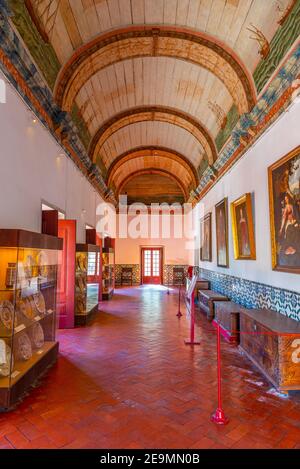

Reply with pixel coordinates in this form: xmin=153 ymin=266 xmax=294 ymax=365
xmin=57 ymin=220 xmax=76 ymax=328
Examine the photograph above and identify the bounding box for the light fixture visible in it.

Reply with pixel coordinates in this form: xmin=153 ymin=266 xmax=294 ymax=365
xmin=56 ymin=153 xmax=64 ymax=159
xmin=32 ymin=117 xmax=37 ymax=124
xmin=82 ymin=209 xmax=86 ymax=214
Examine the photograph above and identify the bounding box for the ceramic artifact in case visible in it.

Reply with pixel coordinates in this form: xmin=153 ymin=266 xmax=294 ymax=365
xmin=75 ymin=244 xmax=100 ymax=325
xmin=0 ymin=229 xmax=62 ymax=410
xmin=102 ymin=247 xmax=115 ymax=300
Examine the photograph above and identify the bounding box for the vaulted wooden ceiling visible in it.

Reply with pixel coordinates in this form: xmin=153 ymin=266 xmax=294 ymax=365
xmin=25 ymin=0 xmax=293 ymax=204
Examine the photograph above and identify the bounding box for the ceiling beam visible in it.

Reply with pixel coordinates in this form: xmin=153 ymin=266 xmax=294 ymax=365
xmin=89 ymin=105 xmax=218 ymax=165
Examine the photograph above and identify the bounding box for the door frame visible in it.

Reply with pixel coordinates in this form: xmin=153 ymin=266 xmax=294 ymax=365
xmin=140 ymin=246 xmax=164 ymax=285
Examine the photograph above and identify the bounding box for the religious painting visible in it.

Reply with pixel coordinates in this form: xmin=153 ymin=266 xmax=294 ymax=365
xmin=200 ymin=213 xmax=212 ymax=262
xmin=231 ymin=193 xmax=256 ymax=260
xmin=215 ymin=198 xmax=229 ymax=267
xmin=268 ymin=146 xmax=300 ymax=273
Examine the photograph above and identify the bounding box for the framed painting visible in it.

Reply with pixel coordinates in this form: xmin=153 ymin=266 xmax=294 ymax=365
xmin=215 ymin=198 xmax=229 ymax=267
xmin=231 ymin=193 xmax=256 ymax=260
xmin=200 ymin=213 xmax=212 ymax=262
xmin=268 ymin=146 xmax=300 ymax=273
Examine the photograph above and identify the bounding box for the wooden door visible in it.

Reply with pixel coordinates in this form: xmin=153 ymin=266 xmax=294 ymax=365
xmin=141 ymin=248 xmax=163 ymax=284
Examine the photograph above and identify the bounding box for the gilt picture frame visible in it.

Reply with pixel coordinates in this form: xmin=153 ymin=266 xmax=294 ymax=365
xmin=231 ymin=193 xmax=256 ymax=260
xmin=268 ymin=146 xmax=300 ymax=273
xmin=215 ymin=198 xmax=229 ymax=268
xmin=200 ymin=213 xmax=212 ymax=262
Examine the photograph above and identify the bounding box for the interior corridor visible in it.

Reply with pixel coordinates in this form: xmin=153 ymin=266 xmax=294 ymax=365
xmin=0 ymin=286 xmax=300 ymax=450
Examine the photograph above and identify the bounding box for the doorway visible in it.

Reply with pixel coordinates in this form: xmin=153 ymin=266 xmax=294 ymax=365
xmin=141 ymin=247 xmax=163 ymax=284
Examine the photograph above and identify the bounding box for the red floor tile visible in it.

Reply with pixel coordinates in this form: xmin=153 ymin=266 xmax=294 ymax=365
xmin=0 ymin=286 xmax=300 ymax=449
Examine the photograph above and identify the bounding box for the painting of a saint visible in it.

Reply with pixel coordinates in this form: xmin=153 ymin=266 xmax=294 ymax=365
xmin=215 ymin=198 xmax=229 ymax=267
xmin=231 ymin=193 xmax=256 ymax=260
xmin=268 ymin=147 xmax=300 ymax=273
xmin=200 ymin=213 xmax=212 ymax=262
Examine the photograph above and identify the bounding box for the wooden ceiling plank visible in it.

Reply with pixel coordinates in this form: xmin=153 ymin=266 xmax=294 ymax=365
xmin=80 ymin=0 xmax=100 ymax=40
xmin=133 ymin=58 xmax=144 ymax=107
xmin=144 ymin=0 xmax=164 ymax=24
xmin=114 ymin=62 xmax=127 ymax=113
xmin=216 ymin=0 xmax=238 ymax=42
xmin=229 ymin=0 xmax=253 ymax=48
xmin=94 ymin=0 xmax=112 ymax=31
xmin=50 ymin=8 xmax=73 ymax=63
xmin=60 ymin=0 xmax=83 ymax=49
xmin=131 ymin=0 xmax=145 ymax=23
xmin=186 ymin=0 xmax=201 ymax=29
xmin=118 ymin=0 xmax=133 ymax=25
xmin=163 ymin=0 xmax=177 ymax=24
xmin=107 ymin=0 xmax=121 ymax=28
xmin=206 ymin=0 xmax=226 ymax=37
xmin=123 ymin=60 xmax=135 ymax=109
xmin=175 ymin=0 xmax=189 ymax=26
xmin=195 ymin=0 xmax=214 ymax=32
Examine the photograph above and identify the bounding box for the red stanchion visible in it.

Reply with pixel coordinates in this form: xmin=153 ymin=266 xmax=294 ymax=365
xmin=184 ymin=290 xmax=200 ymax=346
xmin=176 ymin=284 xmax=182 ymax=318
xmin=211 ymin=322 xmax=229 ymax=425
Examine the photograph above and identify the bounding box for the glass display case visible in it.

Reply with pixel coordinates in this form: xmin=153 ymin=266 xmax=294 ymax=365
xmin=0 ymin=229 xmax=62 ymax=410
xmin=102 ymin=247 xmax=115 ymax=300
xmin=75 ymin=244 xmax=100 ymax=325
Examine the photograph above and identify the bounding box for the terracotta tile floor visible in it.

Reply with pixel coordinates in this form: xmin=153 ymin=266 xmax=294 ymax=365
xmin=1 ymin=285 xmax=300 ymax=449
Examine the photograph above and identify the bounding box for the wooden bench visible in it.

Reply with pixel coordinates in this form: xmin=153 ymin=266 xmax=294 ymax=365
xmin=213 ymin=301 xmax=242 ymax=345
xmin=239 ymin=308 xmax=300 ymax=393
xmin=198 ymin=289 xmax=229 ymax=322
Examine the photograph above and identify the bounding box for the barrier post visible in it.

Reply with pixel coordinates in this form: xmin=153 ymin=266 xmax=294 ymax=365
xmin=184 ymin=290 xmax=200 ymax=346
xmin=176 ymin=284 xmax=182 ymax=317
xmin=211 ymin=323 xmax=229 ymax=425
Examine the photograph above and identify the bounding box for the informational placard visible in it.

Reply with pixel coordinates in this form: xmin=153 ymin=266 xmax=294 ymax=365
xmin=186 ymin=275 xmax=198 ymax=313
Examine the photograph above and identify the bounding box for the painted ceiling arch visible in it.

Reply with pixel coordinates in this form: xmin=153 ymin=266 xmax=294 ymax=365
xmin=54 ymin=26 xmax=256 ymax=115
xmin=27 ymin=0 xmax=290 ymax=81
xmin=107 ymin=147 xmax=198 ymax=195
xmin=89 ymin=105 xmax=218 ymax=166
xmin=99 ymin=120 xmax=205 ymax=169
xmin=14 ymin=0 xmax=297 ymax=205
xmin=119 ymin=168 xmax=188 ymax=201
xmin=73 ymin=56 xmax=234 ymax=147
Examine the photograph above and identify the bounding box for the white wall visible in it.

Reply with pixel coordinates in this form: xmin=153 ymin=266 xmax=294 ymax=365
xmin=196 ymin=101 xmax=300 ymax=293
xmin=115 ymin=213 xmax=194 ymax=265
xmin=0 ymin=72 xmax=103 ymax=242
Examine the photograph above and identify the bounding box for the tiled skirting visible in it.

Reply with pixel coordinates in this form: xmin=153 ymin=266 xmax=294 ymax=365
xmin=115 ymin=264 xmax=140 ymax=285
xmin=115 ymin=264 xmax=188 ymax=286
xmin=198 ymin=268 xmax=300 ymax=322
xmin=163 ymin=265 xmax=188 ymax=285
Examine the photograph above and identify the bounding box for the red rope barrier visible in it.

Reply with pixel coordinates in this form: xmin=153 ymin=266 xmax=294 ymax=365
xmin=211 ymin=323 xmax=229 ymax=425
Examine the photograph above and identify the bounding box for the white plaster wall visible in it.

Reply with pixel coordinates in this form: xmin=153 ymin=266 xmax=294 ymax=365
xmin=115 ymin=213 xmax=194 ymax=265
xmin=0 ymin=72 xmax=103 ymax=242
xmin=196 ymin=101 xmax=300 ymax=294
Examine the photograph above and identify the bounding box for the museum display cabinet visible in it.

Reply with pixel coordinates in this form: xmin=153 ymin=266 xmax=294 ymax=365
xmin=0 ymin=229 xmax=62 ymax=410
xmin=102 ymin=247 xmax=115 ymax=300
xmin=75 ymin=244 xmax=100 ymax=326
xmin=240 ymin=308 xmax=300 ymax=393
xmin=198 ymin=289 xmax=229 ymax=321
